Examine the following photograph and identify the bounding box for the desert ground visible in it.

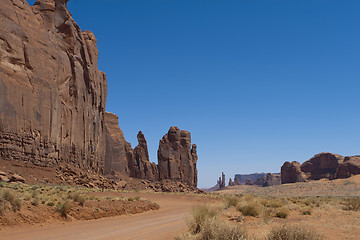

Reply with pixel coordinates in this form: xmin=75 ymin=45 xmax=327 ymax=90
xmin=1 ymin=176 xmax=360 ymax=239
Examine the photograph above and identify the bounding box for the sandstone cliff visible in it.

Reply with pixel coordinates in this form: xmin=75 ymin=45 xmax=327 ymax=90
xmin=158 ymin=127 xmax=198 ymax=187
xmin=0 ymin=0 xmax=107 ymax=172
xmin=104 ymin=112 xmax=128 ymax=175
xmin=0 ymin=1 xmax=200 ymax=189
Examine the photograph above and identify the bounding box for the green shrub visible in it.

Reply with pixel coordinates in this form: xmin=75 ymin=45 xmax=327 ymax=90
xmin=266 ymin=225 xmax=323 ymax=240
xmin=301 ymin=207 xmax=312 ymax=215
xmin=47 ymin=202 xmax=55 ymax=207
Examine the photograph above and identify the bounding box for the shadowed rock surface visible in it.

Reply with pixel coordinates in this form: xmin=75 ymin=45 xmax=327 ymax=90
xmin=281 ymin=153 xmax=360 ymax=184
xmin=130 ymin=131 xmax=158 ymax=180
xmin=0 ymin=0 xmax=107 ymax=172
xmin=335 ymin=156 xmax=360 ymax=179
xmin=158 ymin=127 xmax=198 ymax=187
xmin=281 ymin=161 xmax=307 ymax=184
xmin=0 ymin=1 xmax=200 ymax=190
xmin=301 ymin=153 xmax=344 ymax=180
xmin=104 ymin=112 xmax=128 ymax=175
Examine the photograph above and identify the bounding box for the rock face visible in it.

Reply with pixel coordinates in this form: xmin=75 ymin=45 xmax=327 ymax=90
xmin=281 ymin=161 xmax=307 ymax=184
xmin=281 ymin=153 xmax=360 ymax=184
xmin=0 ymin=1 xmax=200 ymax=189
xmin=129 ymin=131 xmax=158 ymax=181
xmin=104 ymin=112 xmax=128 ymax=175
xmin=301 ymin=153 xmax=344 ymax=180
xmin=158 ymin=127 xmax=198 ymax=187
xmin=335 ymin=156 xmax=360 ymax=179
xmin=0 ymin=0 xmax=107 ymax=172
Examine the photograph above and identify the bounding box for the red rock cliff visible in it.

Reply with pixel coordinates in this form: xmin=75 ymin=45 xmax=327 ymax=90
xmin=0 ymin=0 xmax=107 ymax=172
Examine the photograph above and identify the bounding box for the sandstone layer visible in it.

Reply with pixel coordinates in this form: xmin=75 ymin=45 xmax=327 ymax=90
xmin=0 ymin=0 xmax=107 ymax=172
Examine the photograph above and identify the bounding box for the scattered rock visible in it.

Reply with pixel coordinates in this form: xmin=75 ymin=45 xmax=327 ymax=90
xmin=0 ymin=175 xmax=9 ymax=182
xmin=9 ymin=174 xmax=25 ymax=183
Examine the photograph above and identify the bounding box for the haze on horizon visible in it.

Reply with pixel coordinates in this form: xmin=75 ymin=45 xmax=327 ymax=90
xmin=27 ymin=0 xmax=360 ymax=188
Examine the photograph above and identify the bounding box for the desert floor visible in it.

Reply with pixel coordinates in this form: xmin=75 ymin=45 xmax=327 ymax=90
xmin=1 ymin=176 xmax=360 ymax=239
xmin=0 ymin=192 xmax=212 ymax=240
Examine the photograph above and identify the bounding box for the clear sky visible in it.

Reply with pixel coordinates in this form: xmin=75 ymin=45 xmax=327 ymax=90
xmin=27 ymin=0 xmax=360 ymax=188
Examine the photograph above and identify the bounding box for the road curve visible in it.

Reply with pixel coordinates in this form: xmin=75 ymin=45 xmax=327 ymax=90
xmin=0 ymin=193 xmax=209 ymax=240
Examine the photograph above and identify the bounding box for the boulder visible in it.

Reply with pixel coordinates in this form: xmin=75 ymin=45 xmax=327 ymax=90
xmin=0 ymin=176 xmax=9 ymax=182
xmin=0 ymin=0 xmax=107 ymax=172
xmin=9 ymin=174 xmax=25 ymax=183
xmin=158 ymin=127 xmax=198 ymax=187
xmin=281 ymin=161 xmax=307 ymax=184
xmin=335 ymin=156 xmax=360 ymax=179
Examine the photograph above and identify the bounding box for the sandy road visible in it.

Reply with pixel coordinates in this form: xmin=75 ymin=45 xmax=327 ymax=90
xmin=0 ymin=193 xmax=210 ymax=240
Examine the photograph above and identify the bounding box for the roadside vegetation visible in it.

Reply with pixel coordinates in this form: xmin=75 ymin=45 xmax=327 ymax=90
xmin=175 ymin=193 xmax=360 ymax=240
xmin=0 ymin=182 xmax=159 ymax=225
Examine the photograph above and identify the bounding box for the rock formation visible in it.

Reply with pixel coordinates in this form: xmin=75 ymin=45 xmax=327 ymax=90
xmin=228 ymin=178 xmax=235 ymax=186
xmin=0 ymin=0 xmax=107 ymax=172
xmin=0 ymin=1 xmax=200 ymax=190
xmin=234 ymin=175 xmax=241 ymax=185
xmin=281 ymin=161 xmax=307 ymax=184
xmin=217 ymin=172 xmax=226 ymax=189
xmin=335 ymin=156 xmax=360 ymax=179
xmin=104 ymin=112 xmax=128 ymax=175
xmin=281 ymin=153 xmax=360 ymax=184
xmin=158 ymin=127 xmax=198 ymax=187
xmin=129 ymin=131 xmax=158 ymax=181
xmin=260 ymin=173 xmax=281 ymax=187
xmin=301 ymin=153 xmax=344 ymax=180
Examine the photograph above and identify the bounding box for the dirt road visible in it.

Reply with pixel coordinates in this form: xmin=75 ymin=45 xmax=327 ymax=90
xmin=0 ymin=193 xmax=210 ymax=240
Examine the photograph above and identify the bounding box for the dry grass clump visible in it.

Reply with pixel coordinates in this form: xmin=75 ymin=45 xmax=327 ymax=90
xmin=237 ymin=201 xmax=261 ymax=217
xmin=225 ymin=196 xmax=239 ymax=208
xmin=69 ymin=192 xmax=86 ymax=206
xmin=57 ymin=201 xmax=73 ymax=217
xmin=342 ymin=197 xmax=360 ymax=211
xmin=189 ymin=205 xmax=221 ymax=234
xmin=176 ymin=204 xmax=247 ymax=240
xmin=275 ymin=207 xmax=290 ymax=219
xmin=266 ymin=225 xmax=323 ymax=240
xmin=1 ymin=189 xmax=21 ymax=212
xmin=127 ymin=196 xmax=141 ymax=201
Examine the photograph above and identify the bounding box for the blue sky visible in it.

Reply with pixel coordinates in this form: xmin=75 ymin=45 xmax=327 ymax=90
xmin=27 ymin=0 xmax=360 ymax=188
